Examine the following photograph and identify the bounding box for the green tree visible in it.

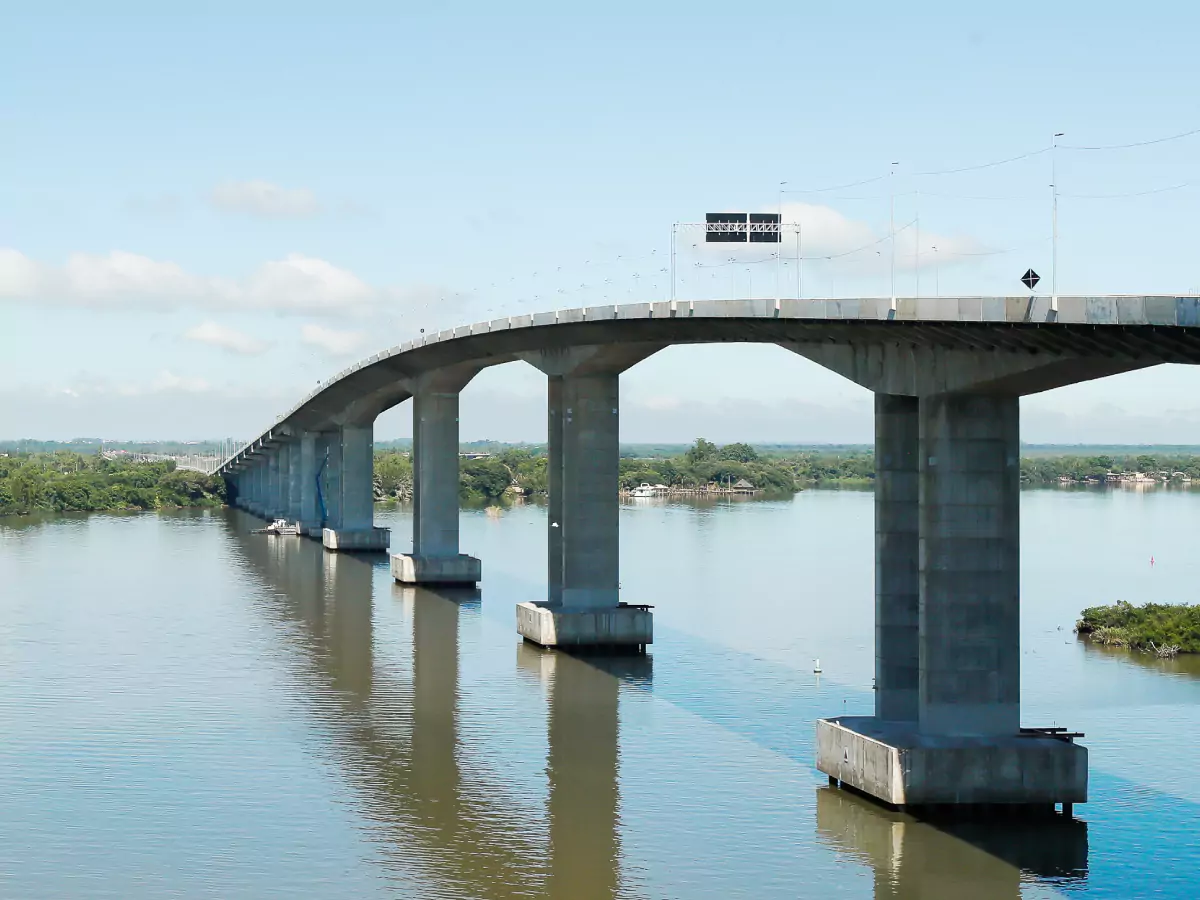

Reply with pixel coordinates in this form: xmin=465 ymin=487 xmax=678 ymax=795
xmin=718 ymin=442 xmax=760 ymax=463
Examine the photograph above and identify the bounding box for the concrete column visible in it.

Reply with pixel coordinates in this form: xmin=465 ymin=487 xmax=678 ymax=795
xmin=287 ymin=440 xmax=302 ymax=522
xmin=268 ymin=451 xmax=283 ymax=518
xmin=918 ymin=393 xmax=1020 ymax=736
xmin=319 ymin=431 xmax=342 ymax=531
xmin=875 ymin=395 xmax=919 ymax=723
xmin=340 ymin=425 xmax=374 ymax=531
xmin=254 ymin=459 xmax=266 ymax=514
xmin=322 ymin=424 xmax=389 ymax=552
xmin=412 ymin=388 xmax=461 ymax=557
xmin=393 ymin=379 xmax=482 ymax=584
xmin=560 ymin=372 xmax=620 ymax=609
xmin=278 ymin=446 xmax=292 ymax=519
xmin=298 ymin=433 xmax=320 ymax=535
xmin=547 ymin=375 xmax=564 ymax=604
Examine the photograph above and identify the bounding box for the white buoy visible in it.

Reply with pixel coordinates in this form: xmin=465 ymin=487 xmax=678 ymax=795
xmin=813 ymin=658 xmax=822 ymax=674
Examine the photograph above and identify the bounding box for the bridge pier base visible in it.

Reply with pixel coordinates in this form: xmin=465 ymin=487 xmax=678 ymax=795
xmin=816 ymin=717 xmax=1086 ymax=810
xmin=820 ymin=391 xmax=1087 ymax=811
xmin=392 ymin=374 xmax=481 ymax=584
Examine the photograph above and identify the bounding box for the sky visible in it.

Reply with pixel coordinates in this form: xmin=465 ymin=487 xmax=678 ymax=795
xmin=3 ymin=1 xmax=1200 ymax=444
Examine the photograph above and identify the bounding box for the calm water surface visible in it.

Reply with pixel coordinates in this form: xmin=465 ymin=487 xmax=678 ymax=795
xmin=1 ymin=490 xmax=1198 ymax=898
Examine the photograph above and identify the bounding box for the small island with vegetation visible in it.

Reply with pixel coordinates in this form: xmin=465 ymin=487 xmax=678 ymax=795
xmin=1076 ymin=601 xmax=1200 ymax=657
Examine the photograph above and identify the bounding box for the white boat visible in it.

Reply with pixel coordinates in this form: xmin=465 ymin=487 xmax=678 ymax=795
xmin=630 ymin=483 xmax=657 ymax=498
xmin=256 ymin=518 xmax=302 ymax=536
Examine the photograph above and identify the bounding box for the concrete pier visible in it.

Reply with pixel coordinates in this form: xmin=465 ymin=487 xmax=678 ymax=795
xmin=322 ymin=424 xmax=389 ymax=552
xmin=516 ymin=354 xmax=656 ymax=650
xmin=297 ymin=433 xmax=321 ymax=535
xmin=818 ymin=389 xmax=1086 ymax=812
xmin=269 ymin=451 xmax=284 ymax=519
xmin=919 ymin=393 xmax=1020 ymax=736
xmin=392 ymin=373 xmax=481 ymax=585
xmin=286 ymin=440 xmax=302 ymax=523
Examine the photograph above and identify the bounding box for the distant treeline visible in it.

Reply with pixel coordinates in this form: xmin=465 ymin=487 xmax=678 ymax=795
xmin=375 ymin=445 xmax=1200 ymax=503
xmin=0 ymin=439 xmax=233 ymax=456
xmin=374 ymin=439 xmax=874 ymax=503
xmin=0 ymin=452 xmax=225 ymax=516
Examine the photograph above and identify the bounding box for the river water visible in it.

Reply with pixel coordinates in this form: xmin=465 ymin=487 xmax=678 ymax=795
xmin=1 ymin=490 xmax=1198 ymax=898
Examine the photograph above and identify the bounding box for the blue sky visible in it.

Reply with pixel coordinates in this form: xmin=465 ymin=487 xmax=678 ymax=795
xmin=3 ymin=1 xmax=1200 ymax=442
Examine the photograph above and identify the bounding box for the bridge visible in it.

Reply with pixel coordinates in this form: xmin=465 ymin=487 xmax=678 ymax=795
xmin=215 ymin=293 xmax=1200 ymax=813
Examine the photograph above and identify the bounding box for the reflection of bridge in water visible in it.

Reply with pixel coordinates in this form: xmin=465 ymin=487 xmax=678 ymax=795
xmin=226 ymin=508 xmax=644 ymax=897
xmin=224 ymin=507 xmax=1093 ymax=896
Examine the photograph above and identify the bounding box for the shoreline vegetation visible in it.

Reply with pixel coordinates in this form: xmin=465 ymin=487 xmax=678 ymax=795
xmin=1076 ymin=601 xmax=1200 ymax=657
xmin=7 ymin=441 xmax=1200 ymax=516
xmin=0 ymin=452 xmax=225 ymax=516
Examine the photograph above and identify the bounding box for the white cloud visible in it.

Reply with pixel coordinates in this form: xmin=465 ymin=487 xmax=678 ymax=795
xmin=0 ymin=248 xmax=379 ymax=317
xmin=184 ymin=321 xmax=269 ymax=355
xmin=300 ymin=323 xmax=369 ymax=357
xmin=210 ymin=180 xmax=320 ymax=218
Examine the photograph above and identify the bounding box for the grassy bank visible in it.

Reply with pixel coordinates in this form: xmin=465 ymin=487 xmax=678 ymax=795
xmin=1076 ymin=601 xmax=1200 ymax=656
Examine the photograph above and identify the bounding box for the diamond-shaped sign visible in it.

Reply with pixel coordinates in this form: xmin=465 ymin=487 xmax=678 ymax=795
xmin=1021 ymin=269 xmax=1040 ymax=290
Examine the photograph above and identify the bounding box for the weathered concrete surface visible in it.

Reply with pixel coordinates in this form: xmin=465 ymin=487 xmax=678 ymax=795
xmin=286 ymin=440 xmax=302 ymax=521
xmin=339 ymin=424 xmax=376 ymax=532
xmin=322 ymin=527 xmax=390 ymax=552
xmin=817 ymin=717 xmax=1087 ymax=807
xmin=546 ymin=375 xmax=564 ymax=603
xmin=875 ymin=394 xmax=919 ymax=722
xmin=559 ymin=372 xmax=621 ymax=609
xmin=517 ymin=602 xmax=652 ymax=649
xmin=391 ymin=553 xmax=481 ymax=585
xmin=919 ymin=393 xmax=1020 ymax=736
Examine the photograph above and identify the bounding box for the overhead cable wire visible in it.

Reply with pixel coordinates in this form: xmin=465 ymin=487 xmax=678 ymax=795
xmin=1059 ymin=183 xmax=1191 ymax=199
xmin=1060 ymin=126 xmax=1200 ymax=151
xmin=910 ymin=147 xmax=1051 ymax=177
xmin=780 ymin=174 xmax=888 ymax=194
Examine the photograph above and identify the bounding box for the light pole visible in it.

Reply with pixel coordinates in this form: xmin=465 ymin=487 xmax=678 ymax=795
xmin=932 ymin=245 xmax=939 ymax=297
xmin=778 ymin=181 xmax=786 ymax=301
xmin=1052 ymin=132 xmax=1064 ymax=311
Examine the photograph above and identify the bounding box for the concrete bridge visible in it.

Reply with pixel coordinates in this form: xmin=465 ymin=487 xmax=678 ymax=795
xmin=216 ymin=293 xmax=1200 ymax=813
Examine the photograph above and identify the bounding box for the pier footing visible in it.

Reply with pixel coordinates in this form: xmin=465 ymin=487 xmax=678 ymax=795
xmin=391 ymin=553 xmax=481 ymax=585
xmin=321 ymin=527 xmax=390 ymax=552
xmin=516 ymin=601 xmax=652 ymax=651
xmin=816 ymin=716 xmax=1087 ymax=811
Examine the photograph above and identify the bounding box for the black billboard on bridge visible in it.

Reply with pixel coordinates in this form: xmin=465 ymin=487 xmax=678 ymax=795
xmin=705 ymin=212 xmax=780 ymax=243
